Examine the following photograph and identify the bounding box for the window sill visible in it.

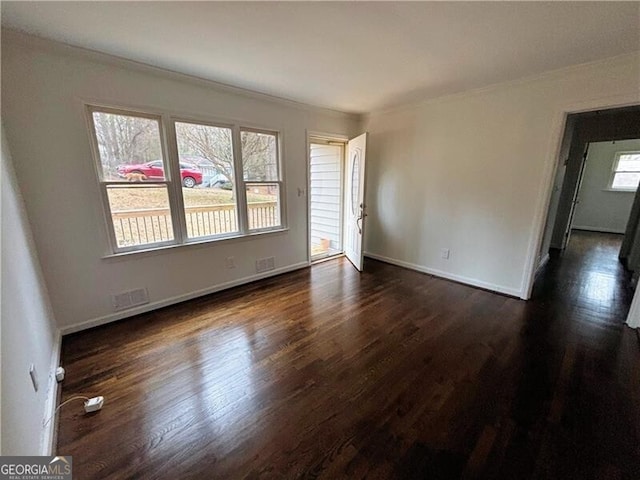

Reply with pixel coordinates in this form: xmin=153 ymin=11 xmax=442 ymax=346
xmin=102 ymin=227 xmax=290 ymax=261
xmin=601 ymin=188 xmax=637 ymax=193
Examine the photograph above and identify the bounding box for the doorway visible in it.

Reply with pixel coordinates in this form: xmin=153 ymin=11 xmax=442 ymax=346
xmin=535 ymin=106 xmax=640 ymax=303
xmin=570 ymin=140 xmax=640 ymax=239
xmin=309 ymin=139 xmax=345 ymax=261
xmin=538 ymin=106 xmax=640 ymax=263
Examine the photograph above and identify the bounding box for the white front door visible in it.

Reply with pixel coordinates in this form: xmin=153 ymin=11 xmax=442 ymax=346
xmin=344 ymin=133 xmax=368 ymax=271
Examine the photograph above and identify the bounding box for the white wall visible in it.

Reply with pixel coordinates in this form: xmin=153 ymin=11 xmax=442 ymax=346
xmin=572 ymin=139 xmax=640 ymax=233
xmin=1 ymin=32 xmax=359 ymax=332
xmin=362 ymin=54 xmax=639 ymax=297
xmin=1 ymin=126 xmax=59 ymax=455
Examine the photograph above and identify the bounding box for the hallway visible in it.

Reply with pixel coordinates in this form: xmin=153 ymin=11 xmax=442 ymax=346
xmin=520 ymin=229 xmax=639 ymax=478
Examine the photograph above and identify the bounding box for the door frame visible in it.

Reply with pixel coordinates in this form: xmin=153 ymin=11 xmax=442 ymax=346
xmin=563 ymin=142 xmax=590 ymax=249
xmin=521 ymin=94 xmax=640 ymax=300
xmin=306 ymin=130 xmax=349 ymax=264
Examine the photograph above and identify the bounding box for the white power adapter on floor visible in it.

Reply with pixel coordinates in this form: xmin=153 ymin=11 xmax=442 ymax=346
xmin=84 ymin=396 xmax=104 ymax=413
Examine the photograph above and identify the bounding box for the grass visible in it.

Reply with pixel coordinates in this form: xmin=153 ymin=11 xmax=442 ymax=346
xmin=107 ymin=186 xmax=276 ymax=211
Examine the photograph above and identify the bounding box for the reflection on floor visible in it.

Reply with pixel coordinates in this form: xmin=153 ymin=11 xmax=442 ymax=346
xmin=543 ymin=229 xmax=631 ymax=325
xmin=57 ymin=230 xmax=639 ymax=479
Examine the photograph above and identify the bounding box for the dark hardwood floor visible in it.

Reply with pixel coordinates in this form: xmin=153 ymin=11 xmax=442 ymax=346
xmin=58 ymin=231 xmax=640 ymax=479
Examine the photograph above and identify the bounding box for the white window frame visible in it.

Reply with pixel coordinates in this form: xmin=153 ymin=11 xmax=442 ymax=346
xmin=85 ymin=104 xmax=287 ymax=254
xmin=608 ymin=151 xmax=640 ymax=192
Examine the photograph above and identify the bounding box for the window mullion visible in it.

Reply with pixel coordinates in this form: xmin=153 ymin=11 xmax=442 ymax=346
xmin=232 ymin=125 xmax=249 ymax=234
xmin=163 ymin=116 xmax=188 ymax=243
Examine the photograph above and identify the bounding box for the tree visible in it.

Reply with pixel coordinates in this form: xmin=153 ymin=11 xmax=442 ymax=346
xmin=93 ymin=112 xmax=161 ymax=179
xmin=175 ymin=124 xmax=277 ymax=183
xmin=94 ymin=115 xmax=278 ymax=185
xmin=240 ymin=131 xmax=277 ymax=181
xmin=175 ymin=123 xmax=235 ymax=181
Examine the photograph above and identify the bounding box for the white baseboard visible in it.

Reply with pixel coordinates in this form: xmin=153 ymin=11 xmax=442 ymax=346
xmin=536 ymin=253 xmax=550 ymax=275
xmin=572 ymin=225 xmax=625 ymax=234
xmin=60 ymin=261 xmax=310 ymax=335
xmin=42 ymin=329 xmax=62 ymax=455
xmin=364 ymin=252 xmax=521 ymax=298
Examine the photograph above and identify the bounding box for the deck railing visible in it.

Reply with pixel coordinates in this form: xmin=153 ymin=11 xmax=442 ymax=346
xmin=112 ymin=201 xmax=278 ymax=246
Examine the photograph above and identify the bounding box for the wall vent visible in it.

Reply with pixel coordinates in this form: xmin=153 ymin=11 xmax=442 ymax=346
xmin=256 ymin=256 xmax=276 ymax=273
xmin=112 ymin=288 xmax=149 ymax=311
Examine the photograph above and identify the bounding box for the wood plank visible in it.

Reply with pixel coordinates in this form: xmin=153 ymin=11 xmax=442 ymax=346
xmin=56 ymin=231 xmax=640 ymax=479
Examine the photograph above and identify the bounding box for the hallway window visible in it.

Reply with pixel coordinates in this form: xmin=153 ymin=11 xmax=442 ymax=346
xmin=609 ymin=151 xmax=640 ymax=191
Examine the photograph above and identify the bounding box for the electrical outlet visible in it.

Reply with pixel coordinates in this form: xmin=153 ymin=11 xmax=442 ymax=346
xmin=84 ymin=396 xmax=104 ymax=413
xmin=441 ymin=248 xmax=450 ymax=260
xmin=225 ymin=256 xmax=236 ymax=269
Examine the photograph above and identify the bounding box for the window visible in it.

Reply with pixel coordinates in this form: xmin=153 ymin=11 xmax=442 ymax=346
xmin=87 ymin=106 xmax=285 ymax=253
xmin=90 ymin=110 xmax=175 ymax=249
xmin=609 ymin=151 xmax=640 ymax=191
xmin=241 ymin=129 xmax=283 ymax=230
xmin=174 ymin=121 xmax=239 ymax=239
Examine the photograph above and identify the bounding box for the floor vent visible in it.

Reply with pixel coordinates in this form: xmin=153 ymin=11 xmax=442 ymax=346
xmin=256 ymin=256 xmax=276 ymax=273
xmin=112 ymin=288 xmax=149 ymax=311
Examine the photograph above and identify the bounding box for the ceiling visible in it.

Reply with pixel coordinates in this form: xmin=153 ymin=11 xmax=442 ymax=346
xmin=2 ymin=2 xmax=639 ymax=114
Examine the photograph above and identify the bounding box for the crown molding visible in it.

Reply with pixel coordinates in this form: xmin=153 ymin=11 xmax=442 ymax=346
xmin=365 ymin=51 xmax=640 ymax=118
xmin=3 ymin=28 xmax=636 ymax=122
xmin=1 ymin=28 xmax=363 ymax=121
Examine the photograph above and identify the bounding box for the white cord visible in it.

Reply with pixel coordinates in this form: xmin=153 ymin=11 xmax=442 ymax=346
xmin=43 ymin=396 xmax=90 ymax=427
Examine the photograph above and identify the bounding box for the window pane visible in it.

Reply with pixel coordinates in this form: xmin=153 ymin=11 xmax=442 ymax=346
xmin=246 ymin=183 xmax=281 ymax=230
xmin=92 ymin=112 xmax=165 ymax=182
xmin=241 ymin=131 xmax=278 ymax=181
xmin=616 ymin=154 xmax=640 ymax=172
xmin=106 ymin=185 xmax=174 ymax=248
xmin=174 ymin=122 xmax=239 ymax=238
xmin=612 ymin=172 xmax=640 ymax=190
